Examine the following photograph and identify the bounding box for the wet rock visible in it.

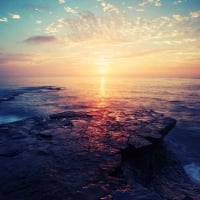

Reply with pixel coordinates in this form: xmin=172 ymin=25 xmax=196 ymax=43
xmin=0 ymin=86 xmax=62 ymax=105
xmin=37 ymin=130 xmax=52 ymax=140
xmin=0 ymin=109 xmax=197 ymax=200
xmin=128 ymin=135 xmax=152 ymax=150
xmin=112 ymin=186 xmax=162 ymax=200
xmin=50 ymin=111 xmax=91 ymax=120
xmin=0 ymin=147 xmax=23 ymax=157
xmin=147 ymin=146 xmax=200 ymax=200
xmin=76 ymin=184 xmax=109 ymax=200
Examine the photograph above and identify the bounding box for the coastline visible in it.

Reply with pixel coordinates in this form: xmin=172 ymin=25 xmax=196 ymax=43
xmin=0 ymin=109 xmax=199 ymax=200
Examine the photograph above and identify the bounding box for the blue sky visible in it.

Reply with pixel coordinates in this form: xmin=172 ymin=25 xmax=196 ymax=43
xmin=0 ymin=0 xmax=200 ymax=77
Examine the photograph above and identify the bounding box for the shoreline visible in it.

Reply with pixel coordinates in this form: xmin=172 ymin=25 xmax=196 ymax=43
xmin=0 ymin=109 xmax=199 ymax=200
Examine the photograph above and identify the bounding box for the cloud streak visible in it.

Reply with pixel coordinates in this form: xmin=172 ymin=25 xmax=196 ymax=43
xmin=172 ymin=14 xmax=188 ymax=22
xmin=23 ymin=35 xmax=57 ymax=44
xmin=190 ymin=10 xmax=200 ymax=18
xmin=64 ymin=6 xmax=77 ymax=14
xmin=139 ymin=0 xmax=161 ymax=7
xmin=0 ymin=52 xmax=32 ymax=64
xmin=9 ymin=13 xmax=21 ymax=19
xmin=174 ymin=0 xmax=185 ymax=4
xmin=58 ymin=0 xmax=65 ymax=4
xmin=0 ymin=17 xmax=8 ymax=22
xmin=36 ymin=20 xmax=42 ymax=24
xmin=97 ymin=0 xmax=119 ymax=13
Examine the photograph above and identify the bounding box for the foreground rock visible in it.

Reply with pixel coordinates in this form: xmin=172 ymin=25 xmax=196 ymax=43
xmin=0 ymin=109 xmax=199 ymax=200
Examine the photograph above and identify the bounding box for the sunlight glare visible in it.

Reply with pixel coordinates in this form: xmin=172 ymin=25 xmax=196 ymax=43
xmin=97 ymin=58 xmax=110 ymax=76
xmin=100 ymin=68 xmax=107 ymax=75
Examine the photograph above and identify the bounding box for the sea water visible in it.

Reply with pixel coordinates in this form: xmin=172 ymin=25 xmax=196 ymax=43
xmin=0 ymin=76 xmax=200 ymax=184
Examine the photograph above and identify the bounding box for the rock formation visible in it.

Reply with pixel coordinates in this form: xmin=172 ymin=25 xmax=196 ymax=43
xmin=0 ymin=109 xmax=199 ymax=200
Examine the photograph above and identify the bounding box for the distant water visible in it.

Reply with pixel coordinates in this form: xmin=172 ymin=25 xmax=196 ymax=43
xmin=0 ymin=76 xmax=200 ymax=184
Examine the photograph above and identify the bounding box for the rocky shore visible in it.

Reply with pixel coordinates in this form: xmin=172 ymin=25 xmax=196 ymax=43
xmin=0 ymin=109 xmax=199 ymax=200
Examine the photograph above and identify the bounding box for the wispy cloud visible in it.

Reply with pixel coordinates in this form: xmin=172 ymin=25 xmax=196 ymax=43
xmin=135 ymin=8 xmax=145 ymax=12
xmin=44 ymin=6 xmax=200 ymax=61
xmin=97 ymin=0 xmax=119 ymax=13
xmin=172 ymin=14 xmax=188 ymax=22
xmin=64 ymin=6 xmax=77 ymax=14
xmin=0 ymin=51 xmax=42 ymax=77
xmin=174 ymin=0 xmax=185 ymax=4
xmin=190 ymin=10 xmax=200 ymax=18
xmin=0 ymin=52 xmax=31 ymax=64
xmin=47 ymin=11 xmax=126 ymax=41
xmin=58 ymin=0 xmax=65 ymax=4
xmin=23 ymin=35 xmax=57 ymax=44
xmin=36 ymin=20 xmax=42 ymax=24
xmin=139 ymin=0 xmax=161 ymax=7
xmin=46 ymin=18 xmax=64 ymax=34
xmin=9 ymin=13 xmax=21 ymax=19
xmin=0 ymin=17 xmax=8 ymax=22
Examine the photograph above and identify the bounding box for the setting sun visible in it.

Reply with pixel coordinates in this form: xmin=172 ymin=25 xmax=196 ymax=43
xmin=96 ymin=58 xmax=110 ymax=75
xmin=99 ymin=67 xmax=107 ymax=75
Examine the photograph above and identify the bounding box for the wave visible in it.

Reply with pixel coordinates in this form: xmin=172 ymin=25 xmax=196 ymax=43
xmin=184 ymin=163 xmax=200 ymax=185
xmin=0 ymin=115 xmax=26 ymax=125
xmin=0 ymin=86 xmax=61 ymax=104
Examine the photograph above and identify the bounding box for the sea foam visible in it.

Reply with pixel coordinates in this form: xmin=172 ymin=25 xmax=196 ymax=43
xmin=184 ymin=163 xmax=200 ymax=184
xmin=0 ymin=115 xmax=24 ymax=125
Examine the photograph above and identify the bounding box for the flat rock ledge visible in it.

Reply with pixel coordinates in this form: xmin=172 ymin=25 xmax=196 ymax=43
xmin=0 ymin=109 xmax=199 ymax=200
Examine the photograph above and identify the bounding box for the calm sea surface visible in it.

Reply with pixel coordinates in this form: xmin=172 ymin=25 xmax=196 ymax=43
xmin=0 ymin=76 xmax=200 ymax=184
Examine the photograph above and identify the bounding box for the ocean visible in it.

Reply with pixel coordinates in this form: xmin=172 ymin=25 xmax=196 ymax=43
xmin=0 ymin=76 xmax=200 ymax=184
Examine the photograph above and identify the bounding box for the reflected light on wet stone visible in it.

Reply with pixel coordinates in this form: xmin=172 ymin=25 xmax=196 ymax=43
xmin=1 ymin=108 xmax=199 ymax=200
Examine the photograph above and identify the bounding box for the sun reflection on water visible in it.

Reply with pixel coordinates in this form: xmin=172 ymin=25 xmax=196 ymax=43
xmin=98 ymin=76 xmax=107 ymax=108
xmin=100 ymin=76 xmax=105 ymax=97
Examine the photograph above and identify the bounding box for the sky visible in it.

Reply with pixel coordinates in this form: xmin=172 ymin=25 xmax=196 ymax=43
xmin=0 ymin=0 xmax=200 ymax=77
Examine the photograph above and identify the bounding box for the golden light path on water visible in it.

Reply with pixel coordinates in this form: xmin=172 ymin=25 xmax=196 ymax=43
xmin=98 ymin=76 xmax=106 ymax=108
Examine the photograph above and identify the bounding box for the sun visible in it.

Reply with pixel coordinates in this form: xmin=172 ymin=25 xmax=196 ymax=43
xmin=97 ymin=58 xmax=109 ymax=75
xmin=100 ymin=67 xmax=107 ymax=75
